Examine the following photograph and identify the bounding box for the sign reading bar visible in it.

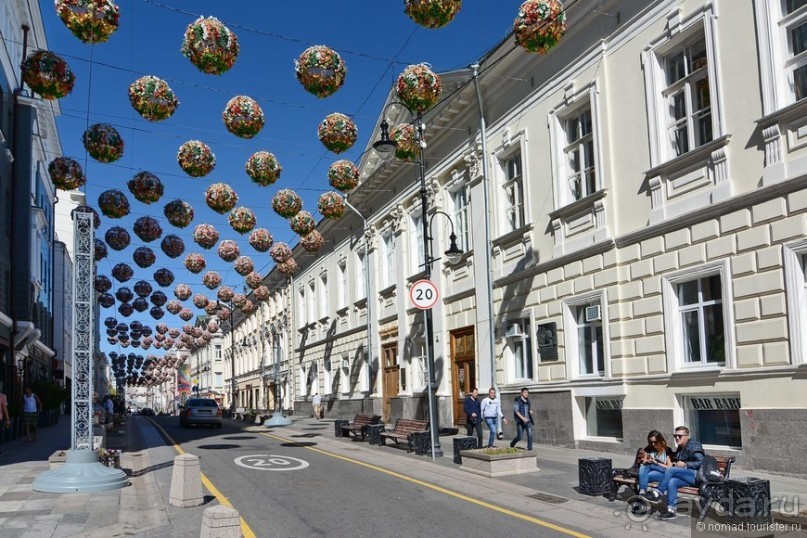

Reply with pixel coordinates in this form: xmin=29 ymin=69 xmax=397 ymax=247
xmin=688 ymin=396 xmax=741 ymax=410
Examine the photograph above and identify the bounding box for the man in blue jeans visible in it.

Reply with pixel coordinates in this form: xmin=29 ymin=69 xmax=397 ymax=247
xmin=509 ymin=387 xmax=534 ymax=450
xmin=640 ymin=425 xmax=705 ymax=520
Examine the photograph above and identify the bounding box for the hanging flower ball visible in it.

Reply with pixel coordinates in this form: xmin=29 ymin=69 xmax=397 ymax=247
xmin=83 ymin=123 xmax=124 ymax=163
xmin=98 ymin=189 xmax=130 ymax=218
xmin=202 ymin=271 xmax=222 ymax=290
xmin=242 ymin=300 xmax=257 ymax=314
xmin=128 ymin=76 xmax=179 ymax=121
xmin=181 ymin=16 xmax=239 ymax=75
xmin=134 ymin=280 xmax=153 ymax=297
xmin=168 ymin=328 xmax=180 ymax=338
xmin=164 ymin=199 xmax=194 ymax=229
xmin=391 ymin=123 xmax=419 ymax=161
xmin=216 ymin=308 xmax=231 ymax=321
xmin=105 ymin=226 xmax=130 ymax=250
xmin=192 ymin=293 xmax=209 ymax=309
xmin=133 ymin=247 xmax=156 ymax=268
xmin=150 ymin=291 xmax=168 ymax=307
xmin=229 ymin=207 xmax=256 ymax=234
xmin=404 ymin=0 xmax=462 ymax=28
xmin=289 ymin=211 xmax=316 ymax=236
xmin=76 ymin=205 xmax=101 ymax=229
xmin=272 ymin=189 xmax=302 ymax=218
xmin=317 ymin=113 xmax=357 ymax=153
xmin=166 ymin=301 xmax=182 ymax=315
xmin=245 ymin=151 xmax=282 ymax=186
xmin=216 ymin=240 xmax=239 ymax=262
xmin=205 ymin=183 xmax=238 ymax=214
xmin=118 ymin=303 xmax=134 ymax=317
xmin=318 ymin=192 xmax=346 ymax=219
xmin=184 ymin=253 xmax=206 ymax=274
xmin=207 ymin=320 xmax=219 ymax=333
xmin=156 ymin=323 xmax=169 ymax=335
xmin=22 ymin=50 xmax=76 ymax=100
xmin=55 ymin=0 xmax=120 ymax=43
xmin=174 ymin=284 xmax=192 ymax=301
xmin=232 ymin=293 xmax=247 ymax=308
xmin=244 ymin=272 xmax=263 ymax=289
xmin=301 ymin=230 xmax=325 ymax=252
xmin=223 ymin=96 xmax=264 ymax=139
xmin=98 ymin=293 xmax=115 ymax=308
xmin=161 ymin=234 xmax=185 ymax=258
xmin=201 ymin=332 xmax=213 ymax=342
xmin=178 ymin=308 xmax=194 ymax=322
xmin=115 ymin=287 xmax=133 ymax=303
xmin=112 ymin=263 xmax=134 ymax=282
xmin=216 ymin=287 xmax=233 ymax=303
xmin=278 ymin=258 xmax=299 ymax=277
xmin=204 ymin=302 xmax=218 ymax=315
xmin=270 ymin=242 xmax=292 ymax=263
xmin=95 ymin=275 xmax=112 ymax=293
xmin=133 ymin=216 xmax=162 ymax=242
xmin=153 ymin=268 xmax=175 ymax=287
xmin=396 ymin=63 xmax=442 ymax=113
xmin=248 ymin=228 xmax=273 ymax=252
xmin=233 ymin=256 xmax=254 ymax=276
xmin=514 ymin=0 xmax=567 ymax=55
xmin=295 ymin=45 xmax=347 ymax=98
xmin=133 ymin=298 xmax=149 ymax=312
xmin=150 ymin=306 xmax=165 ymax=320
xmin=94 ymin=239 xmax=108 ymax=261
xmin=177 ymin=140 xmax=216 ymax=177
xmin=127 ymin=171 xmax=164 ymax=204
xmin=253 ymin=285 xmax=270 ymax=302
xmin=193 ymin=224 xmax=219 ymax=250
xmin=328 ymin=159 xmax=359 ymax=192
xmin=48 ymin=156 xmax=85 ymax=191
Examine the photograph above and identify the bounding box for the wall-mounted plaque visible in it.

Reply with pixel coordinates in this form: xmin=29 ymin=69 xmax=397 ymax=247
xmin=537 ymin=322 xmax=558 ymax=361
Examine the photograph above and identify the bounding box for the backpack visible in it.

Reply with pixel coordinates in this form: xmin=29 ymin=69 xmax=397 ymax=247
xmin=696 ymin=455 xmax=723 ymax=484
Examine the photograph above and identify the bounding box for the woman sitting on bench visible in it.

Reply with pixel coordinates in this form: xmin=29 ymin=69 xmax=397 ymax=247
xmin=637 ymin=430 xmax=675 ymax=495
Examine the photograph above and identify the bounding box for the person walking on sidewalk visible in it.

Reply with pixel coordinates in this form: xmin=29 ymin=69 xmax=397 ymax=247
xmin=312 ymin=393 xmax=322 ymax=419
xmin=480 ymin=388 xmax=507 ymax=448
xmin=463 ymin=388 xmax=483 ymax=448
xmin=510 ymin=387 xmax=534 ymax=450
xmin=22 ymin=387 xmax=42 ymax=442
xmin=0 ymin=387 xmax=10 ymax=455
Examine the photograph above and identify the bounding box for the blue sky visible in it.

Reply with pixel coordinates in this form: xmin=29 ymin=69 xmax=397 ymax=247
xmin=39 ymin=1 xmax=526 ymax=357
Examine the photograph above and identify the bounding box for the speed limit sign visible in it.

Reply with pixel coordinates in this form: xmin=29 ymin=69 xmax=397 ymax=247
xmin=410 ymin=279 xmax=439 ymax=310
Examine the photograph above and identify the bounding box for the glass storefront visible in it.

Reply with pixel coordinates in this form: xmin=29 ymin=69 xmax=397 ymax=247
xmin=686 ymin=394 xmax=742 ymax=447
xmin=585 ymin=397 xmax=624 ymax=439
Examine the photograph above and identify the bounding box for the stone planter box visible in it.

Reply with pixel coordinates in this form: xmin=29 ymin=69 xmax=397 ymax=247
xmin=459 ymin=448 xmax=540 ymax=478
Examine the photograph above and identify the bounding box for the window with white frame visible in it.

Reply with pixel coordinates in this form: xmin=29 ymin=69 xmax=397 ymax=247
xmin=411 ymin=339 xmax=427 ymax=391
xmin=215 ymin=345 xmax=222 ymax=360
xmin=356 ymin=250 xmax=366 ymax=300
xmin=451 ymin=187 xmax=470 ymax=252
xmin=564 ymin=107 xmax=596 ymax=201
xmin=788 ymin=0 xmax=807 ymax=100
xmin=756 ymin=0 xmax=807 ymax=109
xmin=307 ymin=282 xmax=316 ymax=327
xmin=583 ymin=397 xmax=623 ymax=439
xmin=410 ymin=211 xmax=425 ymax=275
xmin=382 ymin=232 xmax=395 ymax=288
xmin=783 ymin=241 xmax=807 ymax=365
xmin=501 ymin=151 xmax=525 ymax=232
xmin=504 ymin=318 xmax=534 ymax=381
xmin=576 ymin=303 xmax=604 ymax=376
xmin=340 ymin=354 xmax=350 ymax=393
xmin=338 ymin=261 xmax=348 ymax=309
xmin=299 ymin=366 xmax=308 ymax=396
xmin=684 ymin=394 xmax=742 ymax=447
xmin=319 ymin=274 xmax=328 ymax=319
xmin=297 ymin=288 xmax=306 ymax=327
xmin=215 ymin=373 xmax=223 ymax=387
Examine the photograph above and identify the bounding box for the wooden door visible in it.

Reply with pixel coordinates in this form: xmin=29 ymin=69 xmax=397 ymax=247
xmin=382 ymin=344 xmax=399 ymax=422
xmin=451 ymin=328 xmax=476 ymax=426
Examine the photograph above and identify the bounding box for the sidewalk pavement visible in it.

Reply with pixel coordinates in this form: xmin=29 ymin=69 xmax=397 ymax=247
xmin=1 ymin=415 xmax=806 ymax=537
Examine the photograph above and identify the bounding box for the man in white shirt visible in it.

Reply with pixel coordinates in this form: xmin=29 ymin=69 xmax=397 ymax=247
xmin=480 ymin=388 xmax=508 ymax=448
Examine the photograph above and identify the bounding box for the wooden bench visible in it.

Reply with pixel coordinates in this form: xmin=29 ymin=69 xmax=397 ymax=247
xmin=378 ymin=419 xmax=429 ymax=452
xmin=341 ymin=414 xmax=381 ymax=440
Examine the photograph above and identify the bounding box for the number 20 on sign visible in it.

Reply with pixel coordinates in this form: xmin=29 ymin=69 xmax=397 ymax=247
xmin=410 ymin=279 xmax=439 ymax=310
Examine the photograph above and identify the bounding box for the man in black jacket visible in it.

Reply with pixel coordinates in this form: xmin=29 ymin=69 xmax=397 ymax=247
xmin=463 ymin=388 xmax=483 ymax=448
xmin=641 ymin=425 xmax=705 ymax=520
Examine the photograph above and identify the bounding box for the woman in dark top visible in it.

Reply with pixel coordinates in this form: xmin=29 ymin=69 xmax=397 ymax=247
xmin=637 ymin=430 xmax=675 ymax=495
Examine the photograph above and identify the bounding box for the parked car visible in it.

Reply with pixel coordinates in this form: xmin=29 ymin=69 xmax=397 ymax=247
xmin=180 ymin=398 xmax=223 ymax=428
xmin=140 ymin=408 xmax=154 ymax=416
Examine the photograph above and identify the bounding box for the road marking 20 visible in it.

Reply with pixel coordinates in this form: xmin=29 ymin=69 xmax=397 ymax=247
xmin=234 ymin=454 xmax=309 ymax=471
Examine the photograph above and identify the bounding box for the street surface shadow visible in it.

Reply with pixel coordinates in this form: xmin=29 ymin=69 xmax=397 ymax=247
xmin=196 ymin=444 xmax=241 ymax=450
xmin=222 ymin=436 xmax=257 ymax=440
xmin=290 ymin=433 xmax=321 ymax=438
xmin=280 ymin=442 xmax=317 ymax=447
xmin=126 ymin=460 xmax=173 ymax=477
xmin=301 ymin=427 xmax=328 ymax=431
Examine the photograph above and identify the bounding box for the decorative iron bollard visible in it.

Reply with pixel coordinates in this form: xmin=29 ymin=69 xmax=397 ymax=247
xmin=334 ymin=420 xmax=349 ymax=438
xmin=578 ymin=457 xmax=612 ymax=495
xmin=409 ymin=431 xmax=431 ymax=455
xmin=366 ymin=424 xmax=385 ymax=446
xmin=726 ymin=477 xmax=771 ymax=525
xmin=453 ymin=436 xmax=477 ymax=464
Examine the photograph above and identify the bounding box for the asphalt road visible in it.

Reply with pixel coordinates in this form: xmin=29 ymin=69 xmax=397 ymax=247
xmin=150 ymin=416 xmax=583 ymax=538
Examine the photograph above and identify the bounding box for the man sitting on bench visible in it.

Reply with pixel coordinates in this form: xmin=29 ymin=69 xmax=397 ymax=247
xmin=640 ymin=425 xmax=705 ymax=521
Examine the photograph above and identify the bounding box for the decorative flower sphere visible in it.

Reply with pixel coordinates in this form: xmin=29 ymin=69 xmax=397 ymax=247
xmin=127 ymin=171 xmax=164 ymax=204
xmin=83 ymin=123 xmax=124 ymax=163
xmin=115 ymin=322 xmax=128 ymax=334
xmin=166 ymin=301 xmax=183 ymax=315
xmin=289 ymin=211 xmax=316 ymax=236
xmin=295 ymin=45 xmax=347 ymax=98
xmin=193 ymin=327 xmax=204 ymax=339
xmin=207 ymin=320 xmax=219 ymax=333
xmin=118 ymin=303 xmax=134 ymax=317
xmin=229 ymin=207 xmax=256 ymax=234
xmin=278 ymin=258 xmax=299 ymax=277
xmin=192 ymin=293 xmax=209 ymax=309
xmin=156 ymin=323 xmax=169 ymax=335
xmin=248 ymin=228 xmax=273 ymax=252
xmin=98 ymin=189 xmax=130 ymax=218
xmin=223 ymin=96 xmax=264 ymax=139
xmin=150 ymin=307 xmax=165 ymax=320
xmin=216 ymin=240 xmax=238 ymax=263
xmin=133 ymin=216 xmax=162 ymax=242
xmin=204 ymin=303 xmax=218 ymax=315
xmin=318 ymin=192 xmax=346 ymax=219
xmin=48 ymin=156 xmax=85 ymax=191
xmin=104 ymin=317 xmax=118 ymax=329
xmin=177 ymin=140 xmax=216 ymax=177
xmin=150 ymin=291 xmax=168 ymax=307
xmin=153 ymin=268 xmax=175 ymax=287
xmin=141 ymin=325 xmax=153 ymax=336
xmin=174 ymin=284 xmax=192 ymax=301
xmin=193 ymin=224 xmax=219 ymax=250
xmin=115 ymin=287 xmax=134 ymax=303
xmin=232 ymin=293 xmax=247 ymax=308
xmin=133 ymin=297 xmax=149 ymax=312
xmin=161 ymin=234 xmax=185 ymax=258
xmin=272 ymin=189 xmax=302 ymax=218
xmin=184 ymin=253 xmax=206 ymax=274
xmin=390 ymin=123 xmax=419 ymax=161
xmin=327 ymin=159 xmax=359 ymax=192
xmin=178 ymin=308 xmax=194 ymax=322
xmin=244 ymin=272 xmax=263 ymax=289
xmin=112 ymin=263 xmax=134 ymax=282
xmin=301 ymin=230 xmax=325 ymax=252
xmin=201 ymin=332 xmax=213 ymax=342
xmin=105 ymin=226 xmax=130 ymax=251
xmin=95 ymin=275 xmax=112 ymax=293
xmin=181 ymin=16 xmax=239 ymax=75
xmin=133 ymin=247 xmax=156 ymax=268
xmin=216 ymin=287 xmax=234 ymax=302
xmin=397 ymin=63 xmax=442 ymax=113
xmin=253 ymin=285 xmax=270 ymax=302
xmin=242 ymin=300 xmax=257 ymax=314
xmin=317 ymin=113 xmax=357 ymax=153
xmin=98 ymin=293 xmax=115 ymax=308
xmin=75 ymin=205 xmax=101 ymax=229
xmin=245 ymin=151 xmax=282 ymax=186
xmin=216 ymin=308 xmax=231 ymax=321
xmin=514 ymin=0 xmax=567 ymax=54
xmin=94 ymin=239 xmax=108 ymax=261
xmin=405 ymin=0 xmax=462 ymax=28
xmin=168 ymin=328 xmax=180 ymax=338
xmin=128 ymin=76 xmax=178 ymax=121
xmin=233 ymin=256 xmax=254 ymax=276
xmin=205 ymin=183 xmax=238 ymax=214
xmin=202 ymin=271 xmax=222 ymax=290
xmin=269 ymin=242 xmax=292 ymax=263
xmin=134 ymin=280 xmax=153 ymax=297
xmin=164 ymin=199 xmax=194 ymax=228
xmin=55 ymin=0 xmax=120 ymax=43
xmin=22 ymin=50 xmax=76 ymax=100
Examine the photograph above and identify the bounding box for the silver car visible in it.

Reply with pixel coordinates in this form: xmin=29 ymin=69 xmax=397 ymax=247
xmin=179 ymin=398 xmax=222 ymax=428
